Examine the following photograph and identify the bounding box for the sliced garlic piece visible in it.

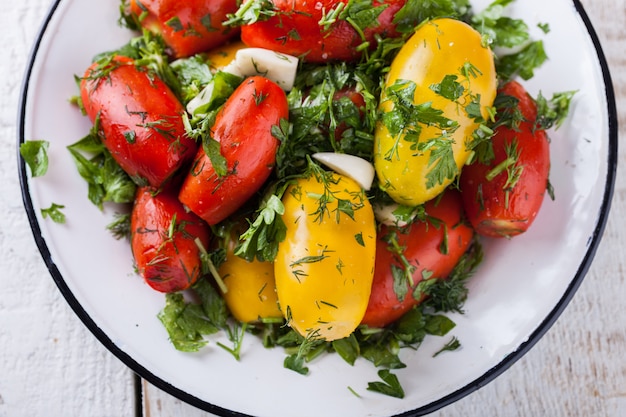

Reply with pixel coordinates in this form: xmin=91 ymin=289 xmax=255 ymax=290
xmin=186 ymin=83 xmax=213 ymax=116
xmin=234 ymin=48 xmax=299 ymax=91
xmin=220 ymin=61 xmax=244 ymax=78
xmin=373 ymin=201 xmax=424 ymax=227
xmin=312 ymin=152 xmax=375 ymax=191
xmin=187 ymin=48 xmax=298 ymax=115
xmin=186 ymin=63 xmax=245 ymax=116
xmin=374 ymin=203 xmax=408 ymax=227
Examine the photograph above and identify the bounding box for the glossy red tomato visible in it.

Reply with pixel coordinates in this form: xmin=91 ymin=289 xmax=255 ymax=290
xmin=460 ymin=81 xmax=550 ymax=238
xmin=240 ymin=0 xmax=406 ymax=63
xmin=128 ymin=0 xmax=240 ymax=58
xmin=361 ymin=189 xmax=474 ymax=328
xmin=131 ymin=187 xmax=211 ymax=293
xmin=178 ymin=76 xmax=289 ymax=225
xmin=80 ymin=55 xmax=197 ymax=190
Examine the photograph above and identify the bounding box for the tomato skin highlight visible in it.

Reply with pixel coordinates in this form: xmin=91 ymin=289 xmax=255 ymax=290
xmin=240 ymin=0 xmax=405 ymax=63
xmin=374 ymin=18 xmax=497 ymax=206
xmin=128 ymin=0 xmax=240 ymax=58
xmin=274 ymin=172 xmax=376 ymax=341
xmin=178 ymin=76 xmax=289 ymax=225
xmin=361 ymin=189 xmax=474 ymax=328
xmin=130 ymin=187 xmax=211 ymax=293
xmin=80 ymin=56 xmax=197 ymax=189
xmin=460 ymin=81 xmax=550 ymax=238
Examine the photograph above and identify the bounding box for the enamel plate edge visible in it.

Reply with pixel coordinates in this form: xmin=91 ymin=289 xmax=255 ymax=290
xmin=17 ymin=0 xmax=617 ymax=416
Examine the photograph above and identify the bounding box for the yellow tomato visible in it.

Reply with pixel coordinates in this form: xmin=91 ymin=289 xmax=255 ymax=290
xmin=205 ymin=40 xmax=246 ymax=71
xmin=374 ymin=18 xmax=497 ymax=206
xmin=274 ymin=171 xmax=376 ymax=341
xmin=219 ymin=237 xmax=282 ymax=323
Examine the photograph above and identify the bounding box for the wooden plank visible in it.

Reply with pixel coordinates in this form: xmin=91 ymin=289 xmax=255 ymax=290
xmin=141 ymin=0 xmax=626 ymax=416
xmin=0 ymin=1 xmax=137 ymax=416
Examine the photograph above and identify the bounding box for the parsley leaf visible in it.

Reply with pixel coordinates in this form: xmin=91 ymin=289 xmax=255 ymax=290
xmin=424 ymin=314 xmax=456 ymax=336
xmin=430 ymin=74 xmax=465 ymax=101
xmin=118 ymin=0 xmax=142 ymax=31
xmin=235 ymin=190 xmax=288 ymax=262
xmin=284 ymin=353 xmax=309 ymax=375
xmin=158 ymin=293 xmax=213 ymax=352
xmin=170 ymin=55 xmax=214 ymax=105
xmin=224 ymin=0 xmax=278 ymax=27
xmin=321 ymin=0 xmax=388 ymax=46
xmin=41 ymin=203 xmax=66 ymax=224
xmin=535 ymin=90 xmax=577 ymax=131
xmin=67 ymin=119 xmax=136 ymax=209
xmin=433 ymin=336 xmax=461 ymax=357
xmin=393 ymin=0 xmax=471 ymax=33
xmin=332 ymin=334 xmax=360 ymax=365
xmin=202 ymin=136 xmax=228 ymax=178
xmin=367 ymin=370 xmax=405 ymax=398
xmin=472 ymin=0 xmax=529 ymax=48
xmin=20 ymin=140 xmax=49 ymax=178
xmin=496 ymin=40 xmax=547 ymax=81
xmin=158 ymin=278 xmax=229 ymax=353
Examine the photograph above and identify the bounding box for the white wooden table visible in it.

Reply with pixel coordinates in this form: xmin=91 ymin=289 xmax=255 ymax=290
xmin=1 ymin=1 xmax=624 ymax=416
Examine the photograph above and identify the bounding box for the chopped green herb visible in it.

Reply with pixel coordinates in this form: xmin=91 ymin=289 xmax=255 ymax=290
xmin=217 ymin=322 xmax=247 ymax=360
xmin=472 ymin=0 xmax=530 ymax=48
xmin=393 ymin=0 xmax=471 ymax=33
xmin=158 ymin=293 xmax=213 ymax=352
xmin=433 ymin=336 xmax=461 ymax=357
xmin=165 ymin=16 xmax=185 ymax=32
xmin=170 ymin=55 xmax=214 ymax=105
xmin=20 ymin=140 xmax=50 ymax=178
xmin=41 ymin=203 xmax=66 ymax=224
xmin=424 ymin=314 xmax=456 ymax=336
xmin=367 ymin=370 xmax=405 ymax=398
xmin=332 ymin=334 xmax=360 ymax=365
xmin=200 ymin=14 xmax=218 ymax=32
xmin=157 ymin=277 xmax=231 ymax=353
xmin=235 ymin=188 xmax=289 ymax=262
xmin=202 ymin=135 xmax=229 ymax=178
xmin=424 ymin=241 xmax=483 ymax=313
xmin=106 ymin=213 xmax=131 ymax=240
xmin=537 ymin=22 xmax=550 ymax=34
xmin=497 ymin=40 xmax=547 ymax=81
xmin=223 ymin=0 xmax=278 ymax=27
xmin=284 ymin=353 xmax=309 ymax=375
xmin=535 ymin=90 xmax=577 ymax=131
xmin=67 ymin=120 xmax=136 ymax=209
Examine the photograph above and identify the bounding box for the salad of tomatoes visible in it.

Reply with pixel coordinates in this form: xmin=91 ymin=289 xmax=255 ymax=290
xmin=62 ymin=0 xmax=575 ymax=398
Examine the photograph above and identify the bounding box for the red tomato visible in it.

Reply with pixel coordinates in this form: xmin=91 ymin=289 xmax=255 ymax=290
xmin=460 ymin=81 xmax=550 ymax=238
xmin=80 ymin=55 xmax=197 ymax=190
xmin=131 ymin=187 xmax=211 ymax=293
xmin=128 ymin=0 xmax=240 ymax=58
xmin=361 ymin=189 xmax=474 ymax=328
xmin=178 ymin=76 xmax=289 ymax=225
xmin=240 ymin=0 xmax=405 ymax=63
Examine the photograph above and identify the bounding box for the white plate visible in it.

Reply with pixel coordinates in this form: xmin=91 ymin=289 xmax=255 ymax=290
xmin=18 ymin=0 xmax=617 ymax=416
